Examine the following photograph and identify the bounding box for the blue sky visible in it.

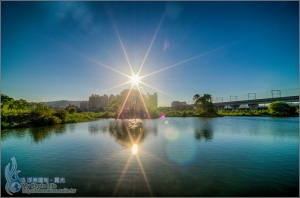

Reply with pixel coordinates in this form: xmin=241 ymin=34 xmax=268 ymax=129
xmin=1 ymin=1 xmax=299 ymax=106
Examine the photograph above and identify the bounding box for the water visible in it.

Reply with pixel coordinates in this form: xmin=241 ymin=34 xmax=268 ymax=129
xmin=1 ymin=117 xmax=299 ymax=196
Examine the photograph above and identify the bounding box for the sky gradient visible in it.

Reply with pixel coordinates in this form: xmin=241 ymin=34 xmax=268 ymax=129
xmin=1 ymin=1 xmax=299 ymax=106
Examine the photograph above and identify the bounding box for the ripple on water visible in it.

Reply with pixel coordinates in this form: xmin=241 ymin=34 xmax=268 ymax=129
xmin=1 ymin=117 xmax=299 ymax=196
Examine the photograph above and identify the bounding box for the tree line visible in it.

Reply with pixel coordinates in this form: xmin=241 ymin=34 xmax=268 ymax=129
xmin=1 ymin=94 xmax=99 ymax=129
xmin=191 ymin=93 xmax=298 ymax=117
xmin=1 ymin=93 xmax=298 ymax=129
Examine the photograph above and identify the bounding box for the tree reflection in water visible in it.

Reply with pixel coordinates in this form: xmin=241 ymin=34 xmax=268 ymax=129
xmin=1 ymin=124 xmax=67 ymax=143
xmin=193 ymin=118 xmax=214 ymax=142
xmin=194 ymin=129 xmax=213 ymax=141
xmin=87 ymin=119 xmax=157 ymax=196
xmin=29 ymin=124 xmax=67 ymax=143
xmin=1 ymin=127 xmax=27 ymax=141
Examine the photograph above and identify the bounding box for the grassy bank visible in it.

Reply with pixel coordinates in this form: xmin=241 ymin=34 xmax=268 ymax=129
xmin=2 ymin=94 xmax=298 ymax=129
xmin=217 ymin=109 xmax=270 ymax=116
xmin=65 ymin=113 xmax=97 ymax=123
xmin=1 ymin=110 xmax=117 ymax=129
xmin=157 ymin=109 xmax=221 ymax=118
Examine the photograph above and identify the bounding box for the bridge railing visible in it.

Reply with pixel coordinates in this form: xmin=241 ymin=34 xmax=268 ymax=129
xmin=213 ymin=88 xmax=299 ymax=103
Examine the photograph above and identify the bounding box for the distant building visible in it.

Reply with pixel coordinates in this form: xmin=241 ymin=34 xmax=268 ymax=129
xmin=88 ymin=94 xmax=114 ymax=110
xmin=108 ymin=94 xmax=116 ymax=104
xmin=89 ymin=94 xmax=101 ymax=110
xmin=171 ymin=101 xmax=194 ymax=110
xmin=118 ymin=89 xmax=158 ymax=118
xmin=100 ymin=94 xmax=109 ymax=108
xmin=158 ymin=106 xmax=172 ymax=111
xmin=80 ymin=101 xmax=89 ymax=110
xmin=120 ymin=89 xmax=158 ymax=109
xmin=171 ymin=101 xmax=187 ymax=108
xmin=87 ymin=90 xmax=158 ymax=115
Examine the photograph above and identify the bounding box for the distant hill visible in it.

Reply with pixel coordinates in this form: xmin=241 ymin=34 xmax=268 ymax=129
xmin=45 ymin=100 xmax=86 ymax=108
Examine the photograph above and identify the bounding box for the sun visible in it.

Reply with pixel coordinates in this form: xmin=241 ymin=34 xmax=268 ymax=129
xmin=130 ymin=75 xmax=140 ymax=85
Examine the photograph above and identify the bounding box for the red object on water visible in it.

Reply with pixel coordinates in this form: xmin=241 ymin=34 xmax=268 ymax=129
xmin=160 ymin=114 xmax=165 ymax=118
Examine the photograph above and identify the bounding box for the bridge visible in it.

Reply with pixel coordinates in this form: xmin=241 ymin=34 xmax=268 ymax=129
xmin=213 ymin=95 xmax=299 ymax=110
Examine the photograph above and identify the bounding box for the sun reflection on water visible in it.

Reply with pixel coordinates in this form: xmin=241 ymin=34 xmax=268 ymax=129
xmin=132 ymin=144 xmax=138 ymax=154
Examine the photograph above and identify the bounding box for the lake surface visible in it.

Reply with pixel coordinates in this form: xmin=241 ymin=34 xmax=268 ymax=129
xmin=1 ymin=117 xmax=299 ymax=197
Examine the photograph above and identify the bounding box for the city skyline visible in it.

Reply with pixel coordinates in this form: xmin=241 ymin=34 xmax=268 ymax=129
xmin=2 ymin=1 xmax=299 ymax=107
xmin=40 ymin=89 xmax=159 ymax=110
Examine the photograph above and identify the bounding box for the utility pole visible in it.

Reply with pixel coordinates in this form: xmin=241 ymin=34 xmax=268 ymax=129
xmin=248 ymin=93 xmax=256 ymax=100
xmin=271 ymin=90 xmax=281 ymax=98
xmin=230 ymin=96 xmax=238 ymax=102
xmin=216 ymin=97 xmax=223 ymax=102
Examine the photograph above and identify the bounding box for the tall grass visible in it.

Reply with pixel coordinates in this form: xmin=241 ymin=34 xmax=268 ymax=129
xmin=65 ymin=113 xmax=97 ymax=123
xmin=218 ymin=109 xmax=270 ymax=116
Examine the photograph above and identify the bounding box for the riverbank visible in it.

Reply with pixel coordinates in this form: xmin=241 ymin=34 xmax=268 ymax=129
xmin=2 ymin=93 xmax=298 ymax=129
xmin=1 ymin=111 xmax=116 ymax=129
xmin=3 ymin=109 xmax=298 ymax=129
xmin=217 ymin=109 xmax=299 ymax=117
xmin=1 ymin=112 xmax=95 ymax=129
xmin=217 ymin=109 xmax=270 ymax=116
xmin=160 ymin=112 xmax=222 ymax=118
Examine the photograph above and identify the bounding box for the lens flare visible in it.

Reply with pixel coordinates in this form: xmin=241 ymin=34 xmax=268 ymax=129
xmin=166 ymin=135 xmax=197 ymax=165
xmin=165 ymin=127 xmax=179 ymax=141
xmin=132 ymin=144 xmax=138 ymax=154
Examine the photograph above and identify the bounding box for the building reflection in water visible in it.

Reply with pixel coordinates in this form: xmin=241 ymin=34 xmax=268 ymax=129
xmin=88 ymin=119 xmax=158 ymax=149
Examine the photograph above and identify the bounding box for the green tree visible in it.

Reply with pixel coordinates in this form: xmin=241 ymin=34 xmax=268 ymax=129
xmin=1 ymin=95 xmax=34 ymax=128
xmin=108 ymin=98 xmax=120 ymax=118
xmin=10 ymin=99 xmax=32 ymax=110
xmin=68 ymin=107 xmax=77 ymax=114
xmin=193 ymin=93 xmax=216 ymax=114
xmin=1 ymin=94 xmax=14 ymax=104
xmin=1 ymin=94 xmax=15 ymax=111
xmin=148 ymin=107 xmax=159 ymax=118
xmin=268 ymin=101 xmax=296 ymax=116
xmin=30 ymin=103 xmax=61 ymax=126
xmin=54 ymin=109 xmax=67 ymax=122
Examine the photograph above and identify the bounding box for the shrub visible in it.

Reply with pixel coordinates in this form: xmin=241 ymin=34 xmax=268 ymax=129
xmin=268 ymin=101 xmax=296 ymax=116
xmin=54 ymin=110 xmax=67 ymax=122
xmin=45 ymin=115 xmax=62 ymax=125
xmin=148 ymin=108 xmax=159 ymax=118
xmin=68 ymin=107 xmax=77 ymax=114
xmin=31 ymin=115 xmax=61 ymax=126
